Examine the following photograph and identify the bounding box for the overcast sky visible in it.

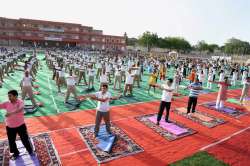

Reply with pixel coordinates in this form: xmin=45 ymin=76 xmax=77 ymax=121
xmin=1 ymin=0 xmax=250 ymax=45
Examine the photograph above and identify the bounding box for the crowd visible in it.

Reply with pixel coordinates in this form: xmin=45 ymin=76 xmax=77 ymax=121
xmin=0 ymin=46 xmax=250 ymax=160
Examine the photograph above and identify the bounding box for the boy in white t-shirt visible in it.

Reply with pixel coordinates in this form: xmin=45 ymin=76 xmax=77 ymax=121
xmin=123 ymin=69 xmax=135 ymax=96
xmin=154 ymin=78 xmax=174 ymax=124
xmin=84 ymin=84 xmax=121 ymax=137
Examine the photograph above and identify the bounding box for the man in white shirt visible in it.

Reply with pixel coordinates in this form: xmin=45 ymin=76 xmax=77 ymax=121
xmin=154 ymin=78 xmax=174 ymax=124
xmin=84 ymin=84 xmax=121 ymax=137
xmin=65 ymin=70 xmax=79 ymax=103
xmin=78 ymin=62 xmax=87 ymax=85
xmin=123 ymin=69 xmax=135 ymax=96
xmin=20 ymin=71 xmax=37 ymax=108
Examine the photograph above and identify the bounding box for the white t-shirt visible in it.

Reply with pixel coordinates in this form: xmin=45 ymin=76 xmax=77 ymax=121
xmin=115 ymin=69 xmax=121 ymax=76
xmin=58 ymin=68 xmax=65 ymax=77
xmin=22 ymin=76 xmax=32 ymax=87
xmin=208 ymin=73 xmax=213 ymax=81
xmin=219 ymin=73 xmax=224 ymax=81
xmin=106 ymin=65 xmax=111 ymax=73
xmin=198 ymin=73 xmax=205 ymax=82
xmin=100 ymin=74 xmax=108 ymax=83
xmin=161 ymin=84 xmax=174 ymax=102
xmin=95 ymin=91 xmax=112 ymax=112
xmin=125 ymin=72 xmax=134 ymax=84
xmin=133 ymin=68 xmax=140 ymax=75
xmin=66 ymin=76 xmax=76 ymax=86
xmin=88 ymin=69 xmax=95 ymax=77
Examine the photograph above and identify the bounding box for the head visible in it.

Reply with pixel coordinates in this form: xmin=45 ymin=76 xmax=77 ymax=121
xmin=8 ymin=90 xmax=18 ymax=103
xmin=167 ymin=78 xmax=173 ymax=86
xmin=101 ymin=84 xmax=108 ymax=93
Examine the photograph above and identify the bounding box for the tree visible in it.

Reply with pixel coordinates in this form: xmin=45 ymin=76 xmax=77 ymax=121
xmin=138 ymin=31 xmax=158 ymax=51
xmin=195 ymin=41 xmax=219 ymax=53
xmin=224 ymin=38 xmax=250 ymax=55
xmin=164 ymin=37 xmax=191 ymax=52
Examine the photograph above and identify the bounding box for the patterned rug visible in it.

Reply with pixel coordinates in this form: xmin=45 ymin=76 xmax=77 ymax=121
xmin=135 ymin=114 xmax=196 ymax=141
xmin=78 ymin=124 xmax=144 ymax=164
xmin=0 ymin=133 xmax=61 ymax=166
xmin=202 ymin=102 xmax=246 ymax=118
xmin=173 ymin=107 xmax=226 ymax=128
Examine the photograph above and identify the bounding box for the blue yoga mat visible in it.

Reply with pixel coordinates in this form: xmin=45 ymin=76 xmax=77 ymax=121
xmin=9 ymin=140 xmax=39 ymax=166
xmin=95 ymin=126 xmax=116 ymax=153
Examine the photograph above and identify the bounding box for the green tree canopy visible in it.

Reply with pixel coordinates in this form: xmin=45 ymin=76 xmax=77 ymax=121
xmin=195 ymin=41 xmax=219 ymax=53
xmin=138 ymin=31 xmax=159 ymax=51
xmin=224 ymin=38 xmax=250 ymax=55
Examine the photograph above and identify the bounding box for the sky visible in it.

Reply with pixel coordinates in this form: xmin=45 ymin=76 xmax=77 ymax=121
xmin=1 ymin=0 xmax=250 ymax=46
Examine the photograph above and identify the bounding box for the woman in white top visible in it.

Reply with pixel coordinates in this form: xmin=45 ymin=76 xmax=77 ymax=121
xmin=123 ymin=69 xmax=135 ymax=96
xmin=231 ymin=70 xmax=238 ymax=86
xmin=242 ymin=70 xmax=248 ymax=85
xmin=198 ymin=70 xmax=205 ymax=86
xmin=207 ymin=71 xmax=213 ymax=89
xmin=114 ymin=65 xmax=122 ymax=90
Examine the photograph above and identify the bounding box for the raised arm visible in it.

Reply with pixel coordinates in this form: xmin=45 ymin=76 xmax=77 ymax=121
xmin=110 ymin=94 xmax=122 ymax=100
xmin=84 ymin=94 xmax=109 ymax=102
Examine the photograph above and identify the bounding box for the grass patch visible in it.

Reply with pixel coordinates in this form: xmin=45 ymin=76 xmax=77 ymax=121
xmin=170 ymin=151 xmax=228 ymax=166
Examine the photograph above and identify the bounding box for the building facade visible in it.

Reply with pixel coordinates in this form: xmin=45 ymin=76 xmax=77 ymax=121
xmin=0 ymin=17 xmax=126 ymax=51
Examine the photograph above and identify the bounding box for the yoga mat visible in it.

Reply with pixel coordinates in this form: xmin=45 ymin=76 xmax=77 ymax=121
xmin=174 ymin=107 xmax=226 ymax=128
xmin=208 ymin=104 xmax=237 ymax=114
xmin=192 ymin=113 xmax=213 ymax=122
xmin=9 ymin=140 xmax=40 ymax=166
xmin=203 ymin=102 xmax=246 ymax=118
xmin=148 ymin=116 xmax=188 ymax=136
xmin=96 ymin=126 xmax=116 ymax=153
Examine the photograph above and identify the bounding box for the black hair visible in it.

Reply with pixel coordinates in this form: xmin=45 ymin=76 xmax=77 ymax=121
xmin=168 ymin=78 xmax=173 ymax=83
xmin=8 ymin=90 xmax=18 ymax=97
xmin=102 ymin=84 xmax=108 ymax=89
